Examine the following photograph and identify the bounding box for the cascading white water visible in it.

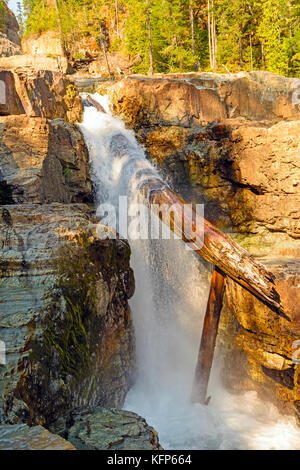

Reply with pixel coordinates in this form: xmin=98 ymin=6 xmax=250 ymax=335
xmin=79 ymin=93 xmax=300 ymax=450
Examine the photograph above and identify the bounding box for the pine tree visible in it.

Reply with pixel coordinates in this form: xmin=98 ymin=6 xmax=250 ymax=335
xmin=257 ymin=0 xmax=290 ymax=75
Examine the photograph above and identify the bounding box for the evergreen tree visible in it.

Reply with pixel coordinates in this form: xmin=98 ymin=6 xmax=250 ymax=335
xmin=257 ymin=0 xmax=290 ymax=75
xmin=20 ymin=0 xmax=300 ymax=77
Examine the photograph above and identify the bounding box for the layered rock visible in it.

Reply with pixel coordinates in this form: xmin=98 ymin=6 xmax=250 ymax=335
xmin=0 ymin=66 xmax=137 ymax=437
xmin=22 ymin=31 xmax=65 ymax=58
xmin=111 ymin=72 xmax=300 ymax=127
xmin=0 ymin=115 xmax=91 ymax=204
xmin=50 ymin=406 xmax=162 ymax=450
xmin=0 ymin=68 xmax=82 ymax=123
xmin=0 ymin=424 xmax=75 ymax=450
xmin=0 ymin=204 xmax=135 ymax=426
xmin=139 ymin=119 xmax=300 ymax=258
xmin=0 ymin=3 xmax=21 ymax=57
xmin=0 ymin=54 xmax=69 ymax=74
xmin=219 ymin=260 xmax=300 ymax=419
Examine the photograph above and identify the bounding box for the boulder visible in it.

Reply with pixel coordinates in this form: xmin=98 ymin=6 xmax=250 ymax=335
xmin=0 ymin=424 xmax=75 ymax=450
xmin=50 ymin=406 xmax=162 ymax=450
xmin=0 ymin=204 xmax=135 ymax=426
xmin=0 ymin=115 xmax=91 ymax=204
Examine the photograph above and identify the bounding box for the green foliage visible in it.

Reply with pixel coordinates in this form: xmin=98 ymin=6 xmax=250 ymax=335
xmin=257 ymin=0 xmax=290 ymax=75
xmin=21 ymin=0 xmax=300 ymax=76
xmin=0 ymin=0 xmax=7 ymax=31
xmin=24 ymin=1 xmax=58 ymax=35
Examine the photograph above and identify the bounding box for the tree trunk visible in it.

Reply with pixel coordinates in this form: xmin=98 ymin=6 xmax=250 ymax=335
xmin=212 ymin=1 xmax=217 ymax=71
xmin=139 ymin=181 xmax=287 ymax=317
xmin=98 ymin=20 xmax=111 ymax=77
xmin=208 ymin=0 xmax=213 ymax=69
xmin=261 ymin=41 xmax=265 ymax=67
xmin=189 ymin=2 xmax=195 ymax=56
xmin=191 ymin=267 xmax=225 ymax=404
xmin=146 ymin=0 xmax=154 ymax=75
xmin=53 ymin=0 xmax=67 ymax=57
xmin=115 ymin=0 xmax=119 ymax=39
xmin=250 ymin=33 xmax=253 ymax=71
xmin=239 ymin=23 xmax=244 ymax=69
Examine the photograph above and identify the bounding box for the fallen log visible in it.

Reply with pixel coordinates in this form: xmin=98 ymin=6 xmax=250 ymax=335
xmin=86 ymin=95 xmax=106 ymax=114
xmin=191 ymin=267 xmax=225 ymax=404
xmin=140 ymin=180 xmax=287 ymax=319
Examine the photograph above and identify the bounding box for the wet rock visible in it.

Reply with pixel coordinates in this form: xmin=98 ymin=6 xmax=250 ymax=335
xmin=51 ymin=406 xmax=162 ymax=450
xmin=134 ymin=119 xmax=300 ymax=258
xmin=0 ymin=204 xmax=136 ymax=426
xmin=219 ymin=260 xmax=300 ymax=415
xmin=107 ymin=71 xmax=300 ymax=420
xmin=0 ymin=115 xmax=91 ymax=204
xmin=0 ymin=424 xmax=75 ymax=450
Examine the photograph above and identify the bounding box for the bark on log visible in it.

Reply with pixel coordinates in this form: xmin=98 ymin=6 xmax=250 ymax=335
xmin=86 ymin=95 xmax=106 ymax=114
xmin=139 ymin=181 xmax=287 ymax=318
xmin=191 ymin=267 xmax=225 ymax=404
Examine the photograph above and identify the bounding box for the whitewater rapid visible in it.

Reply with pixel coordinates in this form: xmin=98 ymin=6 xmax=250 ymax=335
xmin=79 ymin=93 xmax=300 ymax=450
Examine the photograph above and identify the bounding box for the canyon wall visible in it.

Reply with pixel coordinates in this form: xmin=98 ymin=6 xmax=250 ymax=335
xmin=0 ymin=66 xmax=136 ymax=431
xmin=0 ymin=3 xmax=21 ymax=57
xmin=107 ymin=71 xmax=300 ymax=419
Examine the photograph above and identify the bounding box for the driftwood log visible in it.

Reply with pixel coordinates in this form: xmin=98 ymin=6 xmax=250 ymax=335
xmin=140 ymin=181 xmax=287 ymax=319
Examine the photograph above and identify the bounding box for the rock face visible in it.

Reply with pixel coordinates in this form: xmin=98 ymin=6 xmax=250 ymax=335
xmin=139 ymin=119 xmax=300 ymax=259
xmin=219 ymin=260 xmax=300 ymax=419
xmin=0 ymin=115 xmax=91 ymax=203
xmin=0 ymin=203 xmax=135 ymax=427
xmin=0 ymin=3 xmax=21 ymax=57
xmin=50 ymin=406 xmax=162 ymax=450
xmin=106 ymin=71 xmax=300 ymax=418
xmin=112 ymin=72 xmax=300 ymax=127
xmin=0 ymin=68 xmax=82 ymax=123
xmin=0 ymin=424 xmax=75 ymax=450
xmin=22 ymin=31 xmax=65 ymax=57
xmin=0 ymin=66 xmax=136 ymax=435
xmin=0 ymin=55 xmax=69 ymax=74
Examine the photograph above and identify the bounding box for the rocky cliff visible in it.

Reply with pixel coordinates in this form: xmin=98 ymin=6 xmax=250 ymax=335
xmin=105 ymin=71 xmax=300 ymax=420
xmin=0 ymin=2 xmax=21 ymax=57
xmin=0 ymin=64 xmax=137 ymax=436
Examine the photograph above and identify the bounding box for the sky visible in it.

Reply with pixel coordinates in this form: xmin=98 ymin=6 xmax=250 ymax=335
xmin=7 ymin=0 xmax=19 ymax=17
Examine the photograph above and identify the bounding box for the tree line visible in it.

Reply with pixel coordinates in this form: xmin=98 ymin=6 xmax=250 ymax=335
xmin=18 ymin=0 xmax=300 ymax=76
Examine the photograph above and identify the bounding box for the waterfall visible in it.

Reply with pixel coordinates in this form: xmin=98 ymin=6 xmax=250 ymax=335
xmin=79 ymin=93 xmax=300 ymax=450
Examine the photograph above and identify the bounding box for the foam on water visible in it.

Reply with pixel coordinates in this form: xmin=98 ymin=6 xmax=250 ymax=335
xmin=79 ymin=93 xmax=300 ymax=450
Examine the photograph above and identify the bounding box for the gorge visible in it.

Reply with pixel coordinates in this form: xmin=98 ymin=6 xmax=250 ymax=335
xmin=0 ymin=2 xmax=300 ymax=451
